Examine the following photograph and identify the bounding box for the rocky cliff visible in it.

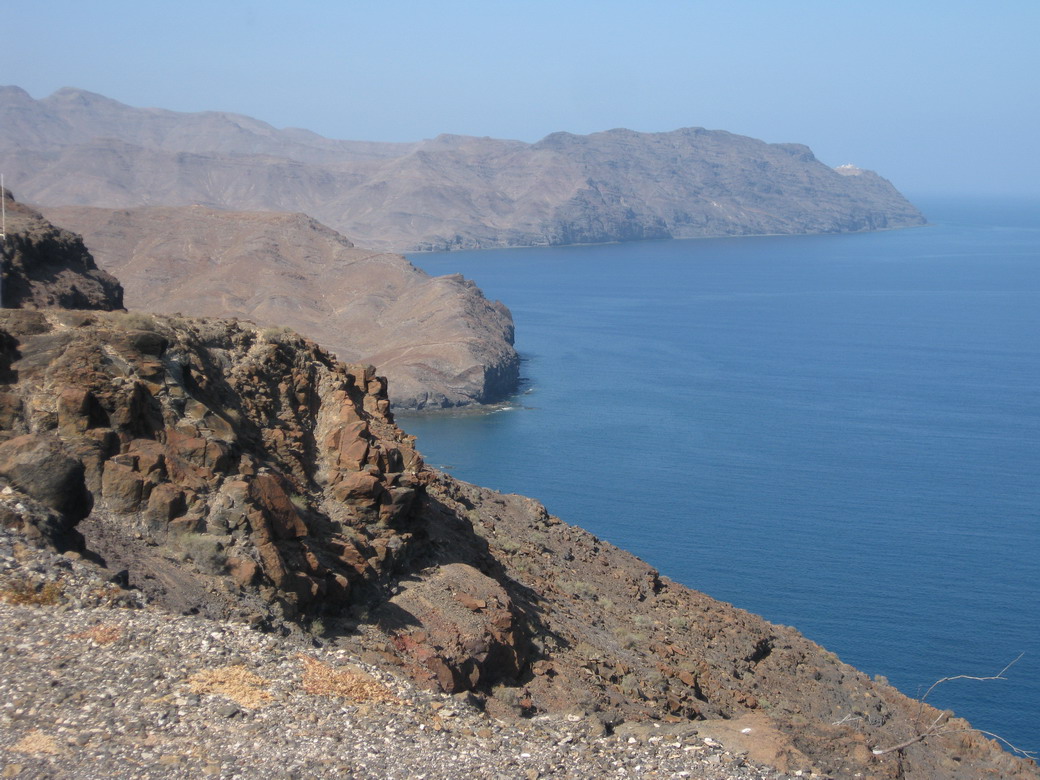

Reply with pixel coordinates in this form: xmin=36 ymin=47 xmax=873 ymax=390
xmin=0 ymin=188 xmax=123 ymax=311
xmin=1 ymin=86 xmax=925 ymax=253
xmin=0 ymin=304 xmax=1033 ymax=778
xmin=37 ymin=203 xmax=519 ymax=410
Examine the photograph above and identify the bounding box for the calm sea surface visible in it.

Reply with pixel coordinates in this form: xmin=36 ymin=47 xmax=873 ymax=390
xmin=403 ymin=197 xmax=1040 ymax=753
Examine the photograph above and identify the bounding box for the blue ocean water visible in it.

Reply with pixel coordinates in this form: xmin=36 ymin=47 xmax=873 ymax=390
xmin=403 ymin=197 xmax=1040 ymax=754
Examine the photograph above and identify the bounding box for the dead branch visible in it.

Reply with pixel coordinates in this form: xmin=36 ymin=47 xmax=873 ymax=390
xmin=868 ymin=654 xmax=1036 ymax=760
xmin=917 ymin=652 xmax=1024 ymax=706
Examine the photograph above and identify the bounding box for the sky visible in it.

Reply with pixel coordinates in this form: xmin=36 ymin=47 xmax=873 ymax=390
xmin=4 ymin=0 xmax=1039 ymax=197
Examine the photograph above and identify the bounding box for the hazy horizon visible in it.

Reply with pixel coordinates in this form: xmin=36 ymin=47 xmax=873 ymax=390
xmin=5 ymin=1 xmax=1038 ymax=198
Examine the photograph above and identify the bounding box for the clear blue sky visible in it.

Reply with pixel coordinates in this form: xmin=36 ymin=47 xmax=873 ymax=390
xmin=5 ymin=1 xmax=1039 ymax=196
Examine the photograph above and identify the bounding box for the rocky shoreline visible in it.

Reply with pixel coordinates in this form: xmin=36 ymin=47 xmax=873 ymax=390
xmin=1 ymin=87 xmax=926 ymax=254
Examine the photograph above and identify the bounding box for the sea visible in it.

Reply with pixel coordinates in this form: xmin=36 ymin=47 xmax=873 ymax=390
xmin=402 ymin=196 xmax=1040 ymax=755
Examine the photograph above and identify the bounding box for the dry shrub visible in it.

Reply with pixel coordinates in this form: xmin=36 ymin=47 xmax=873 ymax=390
xmin=9 ymin=730 xmax=62 ymax=755
xmin=0 ymin=577 xmax=64 ymax=606
xmin=298 ymin=655 xmax=396 ymax=703
xmin=188 ymin=665 xmax=273 ymax=709
xmin=69 ymin=624 xmax=122 ymax=644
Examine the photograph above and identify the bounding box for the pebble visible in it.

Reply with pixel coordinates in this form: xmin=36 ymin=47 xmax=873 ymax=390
xmin=0 ymin=528 xmax=795 ymax=780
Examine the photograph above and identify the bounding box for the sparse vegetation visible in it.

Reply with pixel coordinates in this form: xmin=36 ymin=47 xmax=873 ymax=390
xmin=298 ymin=655 xmax=396 ymax=703
xmin=668 ymin=616 xmax=690 ymax=632
xmin=9 ymin=730 xmax=62 ymax=755
xmin=560 ymin=580 xmax=598 ymax=599
xmin=620 ymin=673 xmax=642 ymax=696
xmin=0 ymin=577 xmax=64 ymax=606
xmin=173 ymin=533 xmax=227 ymax=575
xmin=115 ymin=311 xmax=158 ymax=331
xmin=260 ymin=325 xmax=297 ymax=344
xmin=619 ymin=632 xmax=647 ymax=650
xmin=69 ymin=623 xmax=123 ymax=644
xmin=188 ymin=665 xmax=273 ymax=709
xmin=497 ymin=538 xmax=521 ymax=554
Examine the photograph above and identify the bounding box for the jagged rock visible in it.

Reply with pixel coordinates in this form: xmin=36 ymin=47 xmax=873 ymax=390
xmin=378 ymin=562 xmax=525 ymax=694
xmin=0 ymin=188 xmax=123 ymax=311
xmin=0 ymin=433 xmax=92 ymax=522
xmin=0 ymin=309 xmax=424 ymax=621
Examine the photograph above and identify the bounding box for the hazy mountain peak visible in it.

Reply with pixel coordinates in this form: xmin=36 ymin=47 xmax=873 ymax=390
xmin=2 ymin=85 xmax=925 ymax=252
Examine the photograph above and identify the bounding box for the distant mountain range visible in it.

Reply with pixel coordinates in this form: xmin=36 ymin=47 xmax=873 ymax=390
xmin=0 ymin=86 xmax=925 ymax=252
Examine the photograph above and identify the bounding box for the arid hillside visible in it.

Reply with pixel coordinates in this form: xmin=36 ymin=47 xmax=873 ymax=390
xmin=38 ymin=202 xmax=519 ymax=410
xmin=1 ymin=86 xmax=925 ymax=253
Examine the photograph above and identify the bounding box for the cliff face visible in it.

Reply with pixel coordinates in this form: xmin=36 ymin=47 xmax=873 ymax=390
xmin=0 ymin=307 xmax=1034 ymax=779
xmin=0 ymin=188 xmax=123 ymax=311
xmin=1 ymin=86 xmax=925 ymax=253
xmin=37 ymin=204 xmax=519 ymax=410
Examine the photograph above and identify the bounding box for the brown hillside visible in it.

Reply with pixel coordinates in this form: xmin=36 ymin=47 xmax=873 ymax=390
xmin=39 ymin=203 xmax=518 ymax=410
xmin=2 ymin=86 xmax=925 ymax=253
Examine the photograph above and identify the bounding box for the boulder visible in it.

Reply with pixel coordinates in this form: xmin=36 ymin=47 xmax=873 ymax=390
xmin=378 ymin=563 xmax=527 ymax=693
xmin=0 ymin=433 xmax=92 ymax=521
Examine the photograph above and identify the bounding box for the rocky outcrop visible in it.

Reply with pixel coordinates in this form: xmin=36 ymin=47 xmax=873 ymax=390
xmin=0 ymin=308 xmax=426 ymax=622
xmin=0 ymin=308 xmax=1034 ymax=780
xmin=0 ymin=188 xmax=123 ymax=310
xmin=38 ymin=204 xmax=519 ymax=409
xmin=2 ymin=86 xmax=925 ymax=253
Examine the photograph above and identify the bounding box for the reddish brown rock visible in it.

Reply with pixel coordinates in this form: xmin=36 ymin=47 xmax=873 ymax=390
xmin=249 ymin=473 xmax=308 ymax=540
xmin=100 ymin=459 xmax=146 ymax=513
xmin=377 ymin=563 xmax=526 ymax=694
xmin=144 ymin=483 xmax=186 ymax=528
xmin=332 ymin=471 xmax=383 ymax=503
xmin=225 ymin=556 xmax=259 ymax=588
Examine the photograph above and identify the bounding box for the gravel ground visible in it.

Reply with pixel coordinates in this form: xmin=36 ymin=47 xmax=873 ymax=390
xmin=0 ymin=528 xmax=806 ymax=780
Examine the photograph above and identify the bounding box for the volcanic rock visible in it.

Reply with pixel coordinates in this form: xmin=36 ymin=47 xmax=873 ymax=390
xmin=0 ymin=187 xmax=123 ymax=311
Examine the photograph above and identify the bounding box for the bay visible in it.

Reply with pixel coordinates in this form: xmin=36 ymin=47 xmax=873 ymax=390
xmin=403 ymin=196 xmax=1040 ymax=754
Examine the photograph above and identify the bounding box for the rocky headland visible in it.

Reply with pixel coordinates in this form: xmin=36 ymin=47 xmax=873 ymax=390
xmin=0 ymin=212 xmax=1034 ymax=779
xmin=37 ymin=203 xmax=519 ymax=410
xmin=1 ymin=86 xmax=925 ymax=253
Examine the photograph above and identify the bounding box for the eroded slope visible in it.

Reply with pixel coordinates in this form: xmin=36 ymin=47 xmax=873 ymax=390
xmin=38 ymin=203 xmax=519 ymax=409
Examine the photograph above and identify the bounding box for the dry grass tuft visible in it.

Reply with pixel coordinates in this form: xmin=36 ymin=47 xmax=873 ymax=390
xmin=0 ymin=577 xmax=64 ymax=606
xmin=9 ymin=730 xmax=62 ymax=755
xmin=298 ymin=655 xmax=397 ymax=703
xmin=69 ymin=624 xmax=123 ymax=644
xmin=188 ymin=665 xmax=273 ymax=709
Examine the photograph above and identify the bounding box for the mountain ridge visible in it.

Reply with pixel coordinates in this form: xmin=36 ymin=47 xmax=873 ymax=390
xmin=1 ymin=86 xmax=926 ymax=253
